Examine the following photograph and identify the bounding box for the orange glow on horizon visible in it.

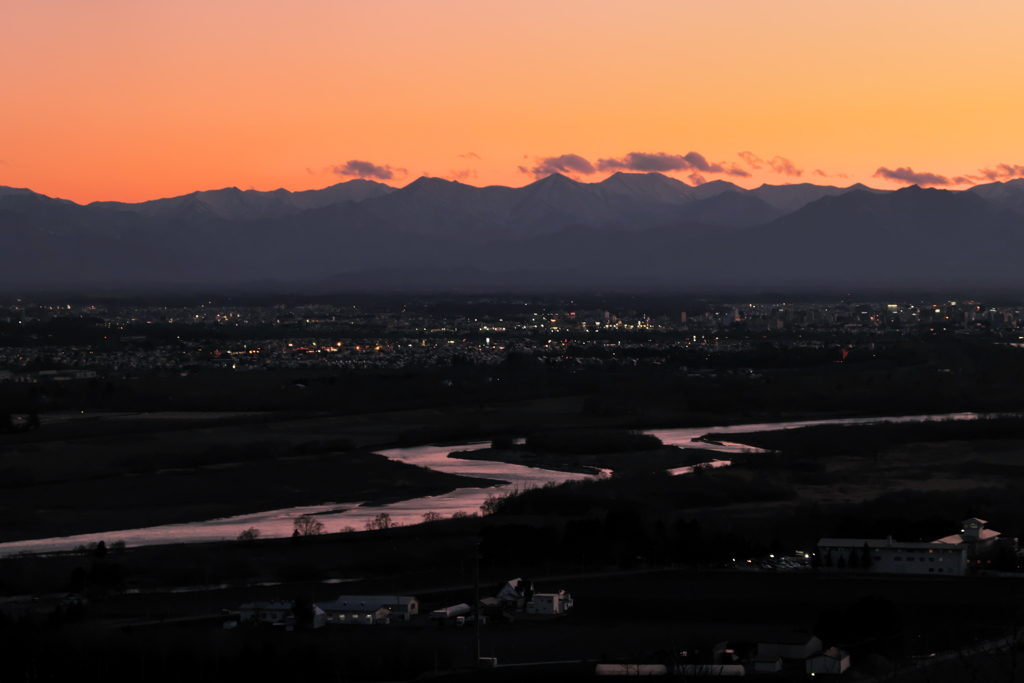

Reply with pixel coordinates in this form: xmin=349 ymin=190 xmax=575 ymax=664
xmin=2 ymin=0 xmax=1023 ymax=204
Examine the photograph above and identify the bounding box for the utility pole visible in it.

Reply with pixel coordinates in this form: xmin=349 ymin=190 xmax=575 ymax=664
xmin=475 ymin=543 xmax=482 ymax=666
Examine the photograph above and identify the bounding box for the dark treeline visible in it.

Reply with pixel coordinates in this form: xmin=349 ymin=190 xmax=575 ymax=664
xmin=479 ymin=469 xmax=797 ymax=568
xmin=714 ymin=415 xmax=1024 ymax=458
xmin=524 ymin=429 xmax=661 ymax=454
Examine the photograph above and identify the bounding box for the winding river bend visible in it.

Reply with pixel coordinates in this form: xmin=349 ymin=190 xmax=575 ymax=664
xmin=0 ymin=412 xmax=979 ymax=556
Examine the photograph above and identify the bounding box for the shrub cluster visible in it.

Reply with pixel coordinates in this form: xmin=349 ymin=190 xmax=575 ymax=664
xmin=525 ymin=429 xmax=662 ymax=454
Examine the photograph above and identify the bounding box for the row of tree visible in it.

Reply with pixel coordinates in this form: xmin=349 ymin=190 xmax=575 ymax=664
xmin=815 ymin=544 xmax=874 ymax=569
xmin=235 ymin=512 xmax=409 ymax=543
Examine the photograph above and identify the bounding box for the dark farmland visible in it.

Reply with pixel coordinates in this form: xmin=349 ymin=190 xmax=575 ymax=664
xmin=2 ymin=568 xmax=1020 ymax=682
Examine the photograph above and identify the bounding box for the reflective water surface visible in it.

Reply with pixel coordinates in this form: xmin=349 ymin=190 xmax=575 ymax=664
xmin=0 ymin=412 xmax=979 ymax=556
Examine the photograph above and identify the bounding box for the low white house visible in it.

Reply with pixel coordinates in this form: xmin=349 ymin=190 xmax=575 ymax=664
xmin=526 ymin=590 xmax=573 ymax=615
xmin=320 ymin=604 xmax=390 ymax=625
xmin=806 ymin=647 xmax=850 ymax=675
xmin=316 ymin=595 xmax=418 ymax=623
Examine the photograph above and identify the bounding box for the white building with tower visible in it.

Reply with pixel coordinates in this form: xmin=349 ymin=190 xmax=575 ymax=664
xmin=817 ymin=518 xmax=1006 ymax=577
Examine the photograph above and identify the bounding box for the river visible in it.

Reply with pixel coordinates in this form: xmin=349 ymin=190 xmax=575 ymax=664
xmin=0 ymin=411 xmax=980 ymax=556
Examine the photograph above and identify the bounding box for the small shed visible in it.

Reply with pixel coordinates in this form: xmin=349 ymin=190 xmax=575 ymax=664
xmin=758 ymin=632 xmax=822 ymax=660
xmin=806 ymin=648 xmax=850 ymax=675
xmin=239 ymin=601 xmax=293 ymax=625
xmin=526 ymin=590 xmax=573 ymax=615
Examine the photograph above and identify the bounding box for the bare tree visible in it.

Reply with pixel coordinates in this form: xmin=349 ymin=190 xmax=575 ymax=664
xmin=422 ymin=511 xmax=444 ymax=523
xmin=365 ymin=512 xmax=395 ymax=531
xmin=480 ymin=492 xmax=509 ymax=516
xmin=293 ymin=515 xmax=326 ymax=536
xmin=237 ymin=527 xmax=261 ymax=541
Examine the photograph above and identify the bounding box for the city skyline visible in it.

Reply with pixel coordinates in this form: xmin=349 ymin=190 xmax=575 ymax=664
xmin=3 ymin=0 xmax=1024 ymax=203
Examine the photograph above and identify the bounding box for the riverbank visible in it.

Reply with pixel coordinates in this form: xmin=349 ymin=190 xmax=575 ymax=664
xmin=0 ymin=449 xmax=502 ymax=545
xmin=0 ymin=400 xmax=997 ymax=549
xmin=0 ymin=394 xmax=780 ymax=546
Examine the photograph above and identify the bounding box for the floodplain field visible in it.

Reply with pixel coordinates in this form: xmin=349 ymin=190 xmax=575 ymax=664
xmin=0 ymin=394 xmax=667 ymax=543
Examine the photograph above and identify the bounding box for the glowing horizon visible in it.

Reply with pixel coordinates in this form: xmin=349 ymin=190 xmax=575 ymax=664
xmin=3 ymin=0 xmax=1023 ymax=204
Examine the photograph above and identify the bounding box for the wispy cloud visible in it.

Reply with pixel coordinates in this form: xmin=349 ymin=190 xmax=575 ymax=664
xmin=724 ymin=164 xmax=751 ymax=177
xmin=970 ymin=163 xmax=1024 ymax=182
xmin=459 ymin=152 xmax=481 ymax=160
xmin=597 ymin=151 xmax=722 ymax=173
xmin=688 ymin=172 xmax=707 ymax=186
xmin=446 ymin=169 xmax=478 ymax=182
xmin=876 ymin=162 xmax=1024 ymax=186
xmin=329 ymin=160 xmax=406 ymax=181
xmin=812 ymin=169 xmax=849 ymax=179
xmin=519 ymin=153 xmax=596 ymax=178
xmin=873 ymin=166 xmax=971 ymax=187
xmin=738 ymin=151 xmax=764 ymax=170
xmin=767 ymin=156 xmax=802 ymax=177
xmin=739 ymin=151 xmax=801 ymax=176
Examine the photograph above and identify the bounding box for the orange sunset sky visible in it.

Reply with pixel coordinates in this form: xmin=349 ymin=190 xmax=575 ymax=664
xmin=3 ymin=0 xmax=1024 ymax=204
